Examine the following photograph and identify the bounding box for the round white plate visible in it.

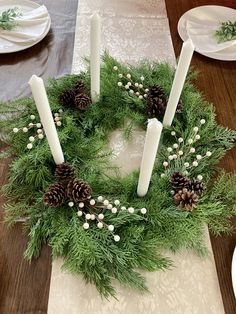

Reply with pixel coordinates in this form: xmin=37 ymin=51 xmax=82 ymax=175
xmin=0 ymin=0 xmax=51 ymax=53
xmin=178 ymin=5 xmax=236 ymax=61
xmin=232 ymin=246 xmax=236 ymax=297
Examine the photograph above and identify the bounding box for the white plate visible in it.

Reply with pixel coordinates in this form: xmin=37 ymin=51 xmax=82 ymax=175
xmin=232 ymin=247 xmax=236 ymax=297
xmin=178 ymin=5 xmax=236 ymax=61
xmin=0 ymin=0 xmax=51 ymax=53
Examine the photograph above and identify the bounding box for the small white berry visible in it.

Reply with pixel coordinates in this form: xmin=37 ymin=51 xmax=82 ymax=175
xmin=108 ymin=225 xmax=114 ymax=232
xmin=190 ymin=147 xmax=195 ymax=153
xmin=23 ymin=127 xmax=28 ymax=133
xmin=140 ymin=208 xmax=147 ymax=214
xmin=193 ymin=161 xmax=198 ymax=167
xmin=178 ymin=150 xmax=183 ymax=156
xmin=27 ymin=143 xmax=33 ymax=149
xmin=97 ymin=222 xmax=103 ymax=229
xmin=111 ymin=207 xmax=118 ymax=214
xmin=125 ymin=85 xmax=129 ymax=89
xmin=128 ymin=207 xmax=134 ymax=213
xmin=56 ymin=121 xmax=62 ymax=127
xmin=90 ymin=214 xmax=96 ymax=220
xmin=145 ymin=88 xmax=149 ymax=93
xmin=59 ymin=109 xmax=63 ymax=113
xmin=29 ymin=136 xmax=35 ymax=142
xmin=168 ymin=155 xmax=174 ymax=160
xmin=98 ymin=213 xmax=104 ymax=220
xmin=171 ymin=131 xmax=176 ymax=136
xmin=178 ymin=137 xmax=183 ymax=143
xmin=97 ymin=196 xmax=103 ymax=202
xmin=28 ymin=123 xmax=34 ymax=127
xmin=13 ymin=128 xmax=19 ymax=133
xmin=206 ymin=151 xmax=212 ymax=157
xmin=85 ymin=213 xmax=91 ymax=220
xmin=171 ymin=190 xmax=175 ymax=195
xmin=107 ymin=204 xmax=113 ymax=210
xmin=118 ymin=73 xmax=123 ymax=78
xmin=139 ymin=84 xmax=143 ymax=88
xmin=136 ymin=92 xmax=140 ymax=96
xmin=200 ymin=119 xmax=206 ymax=125
xmin=30 ymin=115 xmax=35 ymax=120
xmin=89 ymin=199 xmax=96 ymax=206
xmin=36 ymin=123 xmax=42 ymax=128
xmin=83 ymin=222 xmax=89 ymax=229
xmin=113 ymin=66 xmax=118 ymax=71
xmin=193 ymin=127 xmax=199 ymax=133
xmin=140 ymin=76 xmax=144 ymax=81
xmin=196 ymin=155 xmax=202 ymax=160
xmin=197 ymin=175 xmax=203 ymax=181
xmin=37 ymin=129 xmax=43 ymax=134
xmin=167 ymin=147 xmax=173 ymax=152
xmin=195 ymin=134 xmax=200 ymax=140
xmin=117 ymin=82 xmax=122 ymax=87
xmin=68 ymin=201 xmax=74 ymax=207
xmin=38 ymin=134 xmax=44 ymax=139
xmin=173 ymin=143 xmax=178 ymax=149
xmin=127 ymin=73 xmax=131 ymax=79
xmin=139 ymin=95 xmax=143 ymax=100
xmin=183 ymin=170 xmax=189 ymax=175
xmin=77 ymin=210 xmax=83 ymax=217
xmin=114 ymin=200 xmax=120 ymax=206
xmin=129 ymin=89 xmax=134 ymax=94
xmin=188 ymin=139 xmax=193 ymax=144
xmin=184 ymin=162 xmax=190 ymax=167
xmin=127 ymin=82 xmax=132 ymax=86
xmin=173 ymin=154 xmax=177 ymax=159
xmin=144 ymin=94 xmax=147 ymax=98
xmin=160 ymin=173 xmax=165 ymax=178
xmin=121 ymin=206 xmax=126 ymax=211
xmin=163 ymin=161 xmax=168 ymax=167
xmin=79 ymin=202 xmax=84 ymax=208
xmin=54 ymin=117 xmax=60 ymax=122
xmin=134 ymin=82 xmax=139 ymax=87
xmin=103 ymin=200 xmax=109 ymax=206
xmin=114 ymin=235 xmax=120 ymax=242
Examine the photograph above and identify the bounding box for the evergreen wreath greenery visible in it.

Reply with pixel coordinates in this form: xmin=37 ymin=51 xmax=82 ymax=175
xmin=0 ymin=53 xmax=236 ymax=298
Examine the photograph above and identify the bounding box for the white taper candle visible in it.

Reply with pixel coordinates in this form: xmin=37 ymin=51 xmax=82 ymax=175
xmin=28 ymin=75 xmax=64 ymax=165
xmin=163 ymin=39 xmax=194 ymax=126
xmin=137 ymin=118 xmax=163 ymax=197
xmin=90 ymin=12 xmax=101 ymax=103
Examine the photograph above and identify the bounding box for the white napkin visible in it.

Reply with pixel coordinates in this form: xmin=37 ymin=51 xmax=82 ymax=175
xmin=186 ymin=20 xmax=236 ymax=53
xmin=0 ymin=5 xmax=50 ymax=44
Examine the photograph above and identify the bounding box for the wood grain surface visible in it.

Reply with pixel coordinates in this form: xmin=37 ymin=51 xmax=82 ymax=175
xmin=0 ymin=0 xmax=236 ymax=313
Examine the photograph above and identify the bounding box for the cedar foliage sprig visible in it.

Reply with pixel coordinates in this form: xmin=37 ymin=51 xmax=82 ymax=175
xmin=0 ymin=53 xmax=236 ymax=298
xmin=0 ymin=7 xmax=22 ymax=31
xmin=215 ymin=20 xmax=236 ymax=43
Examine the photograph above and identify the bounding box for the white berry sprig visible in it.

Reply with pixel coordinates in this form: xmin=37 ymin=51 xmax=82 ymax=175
xmin=12 ymin=109 xmax=63 ymax=150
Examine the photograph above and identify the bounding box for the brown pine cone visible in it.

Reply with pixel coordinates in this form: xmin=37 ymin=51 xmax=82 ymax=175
xmin=147 ymin=85 xmax=167 ymax=119
xmin=169 ymin=172 xmax=189 ymax=192
xmin=186 ymin=179 xmax=205 ymax=195
xmin=44 ymin=183 xmax=66 ymax=207
xmin=55 ymin=162 xmax=76 ymax=182
xmin=67 ymin=179 xmax=92 ymax=202
xmin=74 ymin=80 xmax=85 ymax=94
xmin=58 ymin=89 xmax=75 ymax=107
xmin=74 ymin=93 xmax=91 ymax=110
xmin=174 ymin=188 xmax=198 ymax=211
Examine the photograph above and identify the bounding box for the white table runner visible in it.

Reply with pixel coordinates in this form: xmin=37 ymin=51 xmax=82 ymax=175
xmin=48 ymin=1 xmax=224 ymax=313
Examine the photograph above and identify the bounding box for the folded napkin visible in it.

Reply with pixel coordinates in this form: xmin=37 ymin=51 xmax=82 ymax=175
xmin=0 ymin=5 xmax=50 ymax=44
xmin=186 ymin=20 xmax=236 ymax=53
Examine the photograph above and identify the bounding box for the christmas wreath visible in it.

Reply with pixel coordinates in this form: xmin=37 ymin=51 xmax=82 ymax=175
xmin=0 ymin=53 xmax=236 ymax=298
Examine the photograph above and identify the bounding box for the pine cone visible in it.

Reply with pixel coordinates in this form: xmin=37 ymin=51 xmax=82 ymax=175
xmin=67 ymin=179 xmax=92 ymax=202
xmin=169 ymin=172 xmax=189 ymax=192
xmin=55 ymin=163 xmax=76 ymax=182
xmin=147 ymin=85 xmax=167 ymax=119
xmin=74 ymin=93 xmax=91 ymax=110
xmin=186 ymin=179 xmax=205 ymax=195
xmin=74 ymin=80 xmax=85 ymax=94
xmin=44 ymin=183 xmax=66 ymax=207
xmin=174 ymin=188 xmax=198 ymax=211
xmin=58 ymin=89 xmax=75 ymax=107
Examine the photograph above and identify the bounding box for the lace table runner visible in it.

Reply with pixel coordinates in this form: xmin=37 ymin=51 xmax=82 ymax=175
xmin=48 ymin=1 xmax=224 ymax=313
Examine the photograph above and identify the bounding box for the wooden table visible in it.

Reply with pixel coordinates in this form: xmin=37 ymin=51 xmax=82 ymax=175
xmin=0 ymin=0 xmax=236 ymax=313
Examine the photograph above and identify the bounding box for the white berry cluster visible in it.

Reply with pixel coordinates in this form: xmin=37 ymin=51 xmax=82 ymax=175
xmin=160 ymin=119 xmax=211 ymax=180
xmin=12 ymin=109 xmax=63 ymax=150
xmin=69 ymin=194 xmax=147 ymax=242
xmin=113 ymin=65 xmax=148 ymax=100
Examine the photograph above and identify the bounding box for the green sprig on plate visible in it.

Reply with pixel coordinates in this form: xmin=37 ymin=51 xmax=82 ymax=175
xmin=0 ymin=7 xmax=22 ymax=31
xmin=215 ymin=20 xmax=236 ymax=43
